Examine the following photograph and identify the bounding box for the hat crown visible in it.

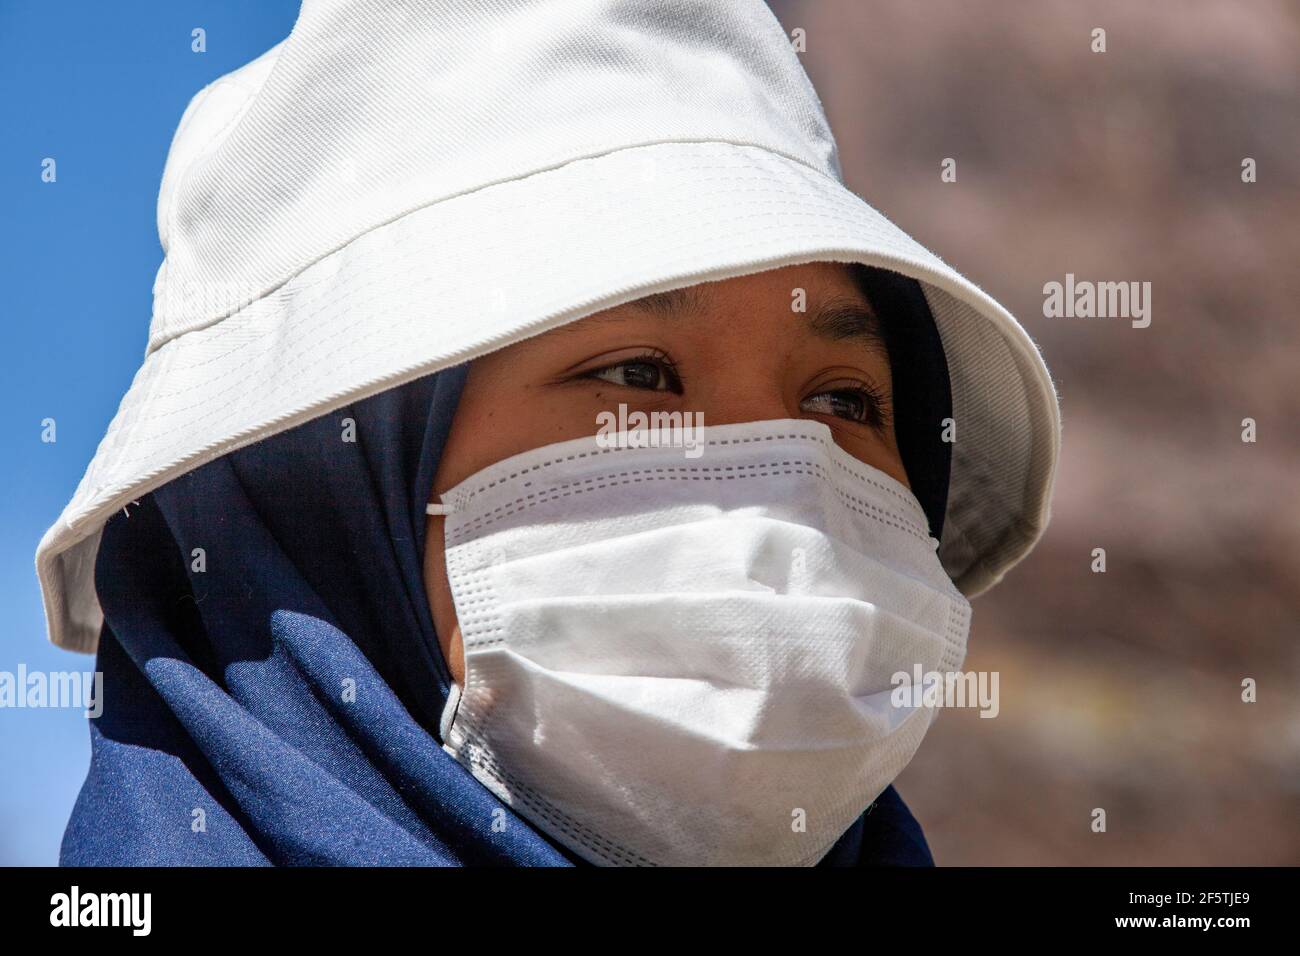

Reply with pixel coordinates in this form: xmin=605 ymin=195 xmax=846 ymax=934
xmin=150 ymin=0 xmax=841 ymax=350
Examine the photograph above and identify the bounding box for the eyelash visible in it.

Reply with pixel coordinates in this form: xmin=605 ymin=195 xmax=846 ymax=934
xmin=581 ymin=353 xmax=890 ymax=429
xmin=799 ymin=382 xmax=891 ymax=430
xmin=582 ymin=350 xmax=683 ymax=393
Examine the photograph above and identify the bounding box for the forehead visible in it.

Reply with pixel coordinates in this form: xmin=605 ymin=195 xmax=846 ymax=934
xmin=616 ymin=261 xmax=886 ymax=353
xmin=636 ymin=260 xmax=862 ymax=308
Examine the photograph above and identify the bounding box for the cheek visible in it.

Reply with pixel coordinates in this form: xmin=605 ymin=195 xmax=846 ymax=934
xmin=433 ymin=373 xmax=603 ymax=492
xmin=877 ymin=428 xmax=910 ymax=488
xmin=828 ymin=426 xmax=910 ymax=490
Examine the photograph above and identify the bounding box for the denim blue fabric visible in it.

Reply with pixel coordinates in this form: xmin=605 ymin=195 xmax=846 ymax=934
xmin=61 ymin=364 xmax=934 ymax=867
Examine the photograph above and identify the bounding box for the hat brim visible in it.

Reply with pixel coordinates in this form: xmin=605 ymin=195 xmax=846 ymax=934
xmin=36 ymin=140 xmax=1060 ymax=653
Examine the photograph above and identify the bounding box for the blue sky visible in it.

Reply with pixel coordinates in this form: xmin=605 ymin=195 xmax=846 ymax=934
xmin=0 ymin=1 xmax=301 ymax=866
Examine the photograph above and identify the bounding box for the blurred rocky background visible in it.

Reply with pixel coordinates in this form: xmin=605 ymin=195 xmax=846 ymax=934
xmin=768 ymin=0 xmax=1300 ymax=864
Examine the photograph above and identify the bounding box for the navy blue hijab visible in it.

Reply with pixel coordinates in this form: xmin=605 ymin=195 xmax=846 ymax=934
xmin=64 ymin=287 xmax=943 ymax=866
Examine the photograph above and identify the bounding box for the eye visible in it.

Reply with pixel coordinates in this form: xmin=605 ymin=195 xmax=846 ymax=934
xmin=801 ymin=384 xmax=888 ymax=429
xmin=584 ymin=352 xmax=682 ymax=393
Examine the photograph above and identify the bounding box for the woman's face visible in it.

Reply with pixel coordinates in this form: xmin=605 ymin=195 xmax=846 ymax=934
xmin=423 ymin=260 xmax=906 ymax=684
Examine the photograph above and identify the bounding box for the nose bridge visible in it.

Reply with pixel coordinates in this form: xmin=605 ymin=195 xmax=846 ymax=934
xmin=680 ymin=283 xmax=807 ymax=426
xmin=689 ymin=363 xmax=797 ymax=427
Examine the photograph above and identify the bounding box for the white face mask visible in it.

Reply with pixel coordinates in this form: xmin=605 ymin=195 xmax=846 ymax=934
xmin=429 ymin=418 xmax=970 ymax=866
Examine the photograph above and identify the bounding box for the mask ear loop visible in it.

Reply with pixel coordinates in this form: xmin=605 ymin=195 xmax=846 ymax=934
xmin=438 ymin=680 xmax=464 ymax=747
xmin=426 ymin=494 xmax=462 ymax=745
xmin=426 ymin=494 xmax=460 ymax=746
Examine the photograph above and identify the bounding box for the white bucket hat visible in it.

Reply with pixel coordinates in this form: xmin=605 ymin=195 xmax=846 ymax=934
xmin=36 ymin=0 xmax=1060 ymax=653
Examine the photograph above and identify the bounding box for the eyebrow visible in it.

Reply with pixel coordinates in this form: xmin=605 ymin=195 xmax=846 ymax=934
xmin=627 ymin=284 xmax=710 ymax=320
xmin=616 ymin=284 xmax=886 ymax=353
xmin=804 ymin=295 xmax=887 ymax=353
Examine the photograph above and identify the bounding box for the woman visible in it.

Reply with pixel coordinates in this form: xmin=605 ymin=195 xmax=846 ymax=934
xmin=36 ymin=1 xmax=1059 ymax=866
